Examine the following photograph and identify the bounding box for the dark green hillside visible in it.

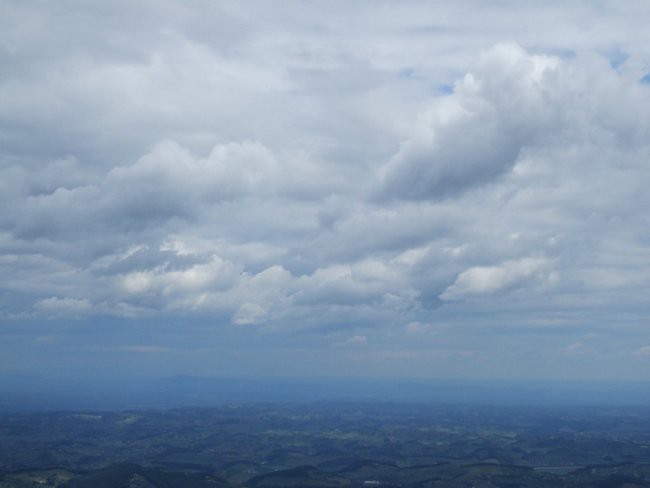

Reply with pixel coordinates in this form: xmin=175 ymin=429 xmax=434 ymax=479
xmin=245 ymin=465 xmax=350 ymax=487
xmin=60 ymin=463 xmax=229 ymax=488
xmin=4 ymin=404 xmax=650 ymax=487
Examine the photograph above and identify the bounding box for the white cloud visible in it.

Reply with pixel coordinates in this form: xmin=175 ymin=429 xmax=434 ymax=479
xmin=376 ymin=43 xmax=561 ymax=201
xmin=440 ymin=257 xmax=550 ymax=301
xmin=2 ymin=1 xmax=650 ymax=381
xmin=232 ymin=302 xmax=268 ymax=326
xmin=34 ymin=297 xmax=92 ymax=314
xmin=5 ymin=37 xmax=648 ymax=335
xmin=106 ymin=139 xmax=279 ymax=203
xmin=120 ymin=255 xmax=240 ymax=297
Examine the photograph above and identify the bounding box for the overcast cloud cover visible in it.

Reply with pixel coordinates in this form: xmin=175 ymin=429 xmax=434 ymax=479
xmin=2 ymin=0 xmax=650 ymax=381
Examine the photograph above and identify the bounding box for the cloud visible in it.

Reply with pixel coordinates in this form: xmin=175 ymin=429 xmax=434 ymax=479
xmin=375 ymin=43 xmax=560 ymax=201
xmin=375 ymin=42 xmax=650 ymax=202
xmin=2 ymin=37 xmax=648 ymax=336
xmin=119 ymin=255 xmax=240 ymax=296
xmin=34 ymin=297 xmax=92 ymax=315
xmin=105 ymin=139 xmax=279 ymax=206
xmin=3 ymin=1 xmax=650 ymax=380
xmin=440 ymin=257 xmax=550 ymax=301
xmin=7 ymin=139 xmax=281 ymax=241
xmin=3 ymin=40 xmax=649 ymax=334
xmin=232 ymin=303 xmax=268 ymax=326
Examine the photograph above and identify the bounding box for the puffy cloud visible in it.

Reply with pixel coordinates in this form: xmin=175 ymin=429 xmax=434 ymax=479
xmin=106 ymin=139 xmax=278 ymax=205
xmin=376 ymin=44 xmax=558 ymax=200
xmin=440 ymin=258 xmax=551 ymax=301
xmin=232 ymin=303 xmax=268 ymax=326
xmin=1 ymin=53 xmax=647 ymax=335
xmin=376 ymin=43 xmax=650 ymax=202
xmin=2 ymin=41 xmax=648 ymax=334
xmin=2 ymin=1 xmax=650 ymax=379
xmin=295 ymin=262 xmax=411 ymax=306
xmin=6 ymin=139 xmax=280 ymax=240
xmin=119 ymin=255 xmax=240 ymax=296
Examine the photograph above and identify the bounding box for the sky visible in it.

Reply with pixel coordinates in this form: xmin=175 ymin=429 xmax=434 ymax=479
xmin=2 ymin=0 xmax=650 ymax=382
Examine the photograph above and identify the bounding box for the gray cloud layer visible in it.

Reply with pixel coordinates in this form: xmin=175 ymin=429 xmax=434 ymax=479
xmin=2 ymin=0 xmax=650 ymax=379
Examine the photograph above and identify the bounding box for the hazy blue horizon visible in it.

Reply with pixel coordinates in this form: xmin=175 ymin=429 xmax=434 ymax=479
xmin=3 ymin=374 xmax=650 ymax=412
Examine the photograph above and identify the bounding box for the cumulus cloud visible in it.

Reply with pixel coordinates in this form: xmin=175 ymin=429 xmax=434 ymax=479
xmin=2 ymin=1 xmax=650 ymax=379
xmin=5 ymin=139 xmax=281 ymax=241
xmin=376 ymin=42 xmax=650 ymax=202
xmin=440 ymin=257 xmax=551 ymax=301
xmin=2 ymin=39 xmax=648 ymax=333
xmin=106 ymin=139 xmax=279 ymax=205
xmin=119 ymin=255 xmax=240 ymax=296
xmin=232 ymin=303 xmax=268 ymax=326
xmin=376 ymin=44 xmax=557 ymax=200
